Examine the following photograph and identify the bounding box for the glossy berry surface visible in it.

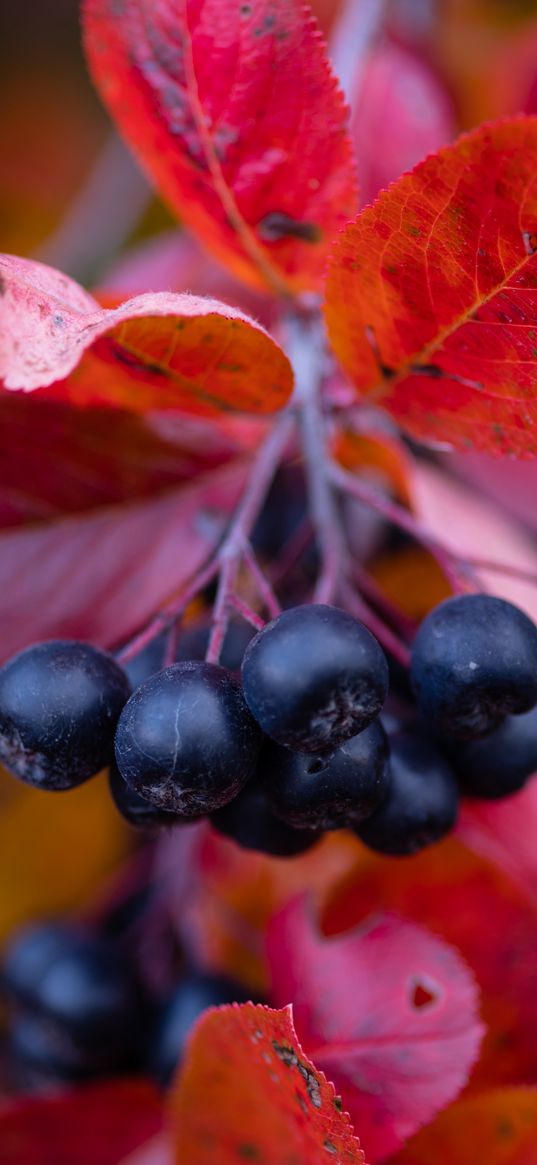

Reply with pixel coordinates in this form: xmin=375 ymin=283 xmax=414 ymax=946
xmin=210 ymin=779 xmax=321 ymax=857
xmin=115 ymin=661 xmax=260 ymax=816
xmin=108 ymin=762 xmax=183 ymax=830
xmin=356 ymin=732 xmax=459 ymax=856
xmin=451 ymin=706 xmax=537 ymax=799
xmin=0 ymin=641 xmax=131 ymax=790
xmin=262 ymin=720 xmax=390 ymax=831
xmin=411 ymin=594 xmax=537 ymax=739
xmin=2 ymin=923 xmax=140 ymax=1050
xmin=150 ymin=973 xmax=250 ymax=1086
xmin=241 ymin=604 xmax=389 ymax=753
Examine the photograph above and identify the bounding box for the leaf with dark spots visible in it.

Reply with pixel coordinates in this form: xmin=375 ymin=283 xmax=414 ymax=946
xmin=325 ymin=116 xmax=537 ymax=457
xmin=169 ymin=1003 xmax=366 ymax=1164
xmin=0 ymin=254 xmax=293 ymax=416
xmin=268 ymin=901 xmax=484 ymax=1162
xmin=82 ymin=0 xmax=357 ymax=295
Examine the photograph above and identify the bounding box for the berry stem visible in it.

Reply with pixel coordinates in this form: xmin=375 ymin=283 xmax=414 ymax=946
xmin=228 ymin=593 xmax=266 ymax=631
xmin=205 ymin=412 xmax=294 ymax=663
xmin=289 ymin=315 xmax=348 ymax=604
xmin=328 ymin=460 xmax=473 ymax=593
xmin=242 ymin=543 xmax=282 ymax=618
xmin=116 ymin=556 xmax=220 ymax=665
xmin=341 ymin=580 xmax=412 ymax=668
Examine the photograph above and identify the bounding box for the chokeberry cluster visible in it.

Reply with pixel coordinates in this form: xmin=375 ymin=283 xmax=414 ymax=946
xmin=0 ymin=593 xmax=535 ymax=860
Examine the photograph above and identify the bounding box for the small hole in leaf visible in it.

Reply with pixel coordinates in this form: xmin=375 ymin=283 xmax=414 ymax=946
xmin=410 ymin=979 xmax=438 ymax=1010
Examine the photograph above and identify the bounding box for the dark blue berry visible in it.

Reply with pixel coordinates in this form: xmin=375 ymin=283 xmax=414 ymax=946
xmin=241 ymin=605 xmax=389 ymax=753
xmin=210 ymin=779 xmax=321 ymax=857
xmin=0 ymin=641 xmax=131 ymax=790
xmin=261 ymin=720 xmax=390 ymax=831
xmin=356 ymin=731 xmax=459 ymax=856
xmin=108 ymin=762 xmax=183 ymax=829
xmin=411 ymin=594 xmax=537 ymax=740
xmin=2 ymin=924 xmax=140 ymax=1051
xmin=150 ymin=973 xmax=250 ymax=1086
xmin=450 ymin=706 xmax=537 ymax=799
xmin=114 ymin=661 xmax=260 ymax=816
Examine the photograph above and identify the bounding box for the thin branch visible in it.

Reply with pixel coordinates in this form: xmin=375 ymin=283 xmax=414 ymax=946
xmin=341 ymin=581 xmax=412 ymax=670
xmin=290 ymin=316 xmax=348 ymax=604
xmin=242 ymin=542 xmax=282 ymax=619
xmin=205 ymin=412 xmax=295 ymax=663
xmin=228 ymin=593 xmax=266 ymax=631
xmin=328 ymin=460 xmax=474 ymax=593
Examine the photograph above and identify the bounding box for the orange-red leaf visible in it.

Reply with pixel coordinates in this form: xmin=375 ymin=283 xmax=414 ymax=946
xmin=268 ymin=901 xmax=483 ymax=1162
xmin=391 ymin=1088 xmax=537 ymax=1165
xmin=325 ymin=117 xmax=537 ymax=457
xmin=82 ymin=0 xmax=357 ymax=296
xmin=169 ymin=1003 xmax=366 ymax=1165
xmin=0 ymin=254 xmax=293 ymax=415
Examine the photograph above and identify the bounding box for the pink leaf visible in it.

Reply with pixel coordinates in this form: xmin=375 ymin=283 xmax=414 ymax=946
xmin=352 ymin=40 xmax=455 ymax=207
xmin=0 ymin=459 xmax=246 ymax=663
xmin=268 ymin=900 xmax=484 ymax=1162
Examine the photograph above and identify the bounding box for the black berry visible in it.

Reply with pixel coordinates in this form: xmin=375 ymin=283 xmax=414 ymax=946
xmin=210 ymin=779 xmax=321 ymax=857
xmin=356 ymin=731 xmax=459 ymax=856
xmin=261 ymin=720 xmax=390 ymax=831
xmin=114 ymin=661 xmax=260 ymax=816
xmin=450 ymin=706 xmax=537 ymax=799
xmin=0 ymin=641 xmax=131 ymax=790
xmin=2 ymin=924 xmax=140 ymax=1053
xmin=241 ymin=604 xmax=389 ymax=753
xmin=411 ymin=594 xmax=537 ymax=740
xmin=150 ymin=973 xmax=250 ymax=1086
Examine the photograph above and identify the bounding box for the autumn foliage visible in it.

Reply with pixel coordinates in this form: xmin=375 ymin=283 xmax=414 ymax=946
xmin=2 ymin=0 xmax=537 ymax=1163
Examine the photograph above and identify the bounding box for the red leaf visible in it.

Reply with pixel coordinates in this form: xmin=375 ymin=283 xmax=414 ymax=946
xmin=390 ymin=1088 xmax=537 ymax=1165
xmin=352 ymin=40 xmax=455 ymax=208
xmin=267 ymin=900 xmax=484 ymax=1162
xmin=169 ymin=1002 xmax=366 ymax=1164
xmin=322 ymin=839 xmax=537 ymax=1096
xmin=0 ymin=254 xmax=293 ymax=415
xmin=0 ymin=459 xmax=246 ymax=662
xmin=324 ymin=116 xmax=537 ymax=457
xmin=82 ymin=0 xmax=357 ymax=296
xmin=0 ymin=1078 xmax=162 ymax=1165
xmin=0 ymin=391 xmax=252 ymax=528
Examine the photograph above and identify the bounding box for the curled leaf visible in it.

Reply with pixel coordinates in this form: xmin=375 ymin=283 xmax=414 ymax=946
xmin=0 ymin=254 xmax=293 ymax=415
